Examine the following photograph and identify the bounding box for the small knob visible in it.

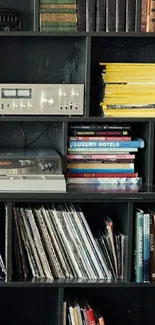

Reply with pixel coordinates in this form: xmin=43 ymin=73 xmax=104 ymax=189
xmin=72 ymin=91 xmax=79 ymax=98
xmin=60 ymin=91 xmax=66 ymax=98
xmin=28 ymin=104 xmax=34 ymax=108
xmin=21 ymin=104 xmax=26 ymax=108
xmin=12 ymin=103 xmax=19 ymax=108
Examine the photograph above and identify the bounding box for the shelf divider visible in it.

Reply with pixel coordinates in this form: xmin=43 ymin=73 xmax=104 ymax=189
xmin=5 ymin=202 xmax=12 ymax=282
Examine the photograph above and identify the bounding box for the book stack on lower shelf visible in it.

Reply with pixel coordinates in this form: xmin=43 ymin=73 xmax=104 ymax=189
xmin=135 ymin=207 xmax=155 ymax=283
xmin=67 ymin=124 xmax=143 ymax=192
xmin=64 ymin=299 xmax=105 ymax=325
xmin=13 ymin=203 xmax=126 ymax=281
xmin=141 ymin=0 xmax=155 ymax=32
xmin=39 ymin=0 xmax=78 ymax=32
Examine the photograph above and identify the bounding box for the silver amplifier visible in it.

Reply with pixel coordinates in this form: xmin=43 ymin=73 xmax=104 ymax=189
xmin=0 ymin=84 xmax=84 ymax=115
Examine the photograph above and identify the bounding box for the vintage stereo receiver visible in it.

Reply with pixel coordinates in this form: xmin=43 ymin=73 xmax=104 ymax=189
xmin=0 ymin=84 xmax=84 ymax=115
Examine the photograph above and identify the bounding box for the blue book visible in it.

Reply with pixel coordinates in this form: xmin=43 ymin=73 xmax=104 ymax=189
xmin=68 ymin=168 xmax=134 ymax=173
xmin=136 ymin=209 xmax=143 ymax=283
xmin=69 ymin=138 xmax=144 ymax=149
xmin=143 ymin=213 xmax=150 ymax=282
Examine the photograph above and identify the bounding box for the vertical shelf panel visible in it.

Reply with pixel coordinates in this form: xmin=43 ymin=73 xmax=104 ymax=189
xmin=147 ymin=122 xmax=154 ymax=186
xmin=57 ymin=288 xmax=64 ymax=325
xmin=85 ymin=37 xmax=91 ymax=117
xmin=33 ymin=0 xmax=39 ymax=32
xmin=127 ymin=202 xmax=134 ymax=282
xmin=135 ymin=0 xmax=141 ymax=32
xmin=5 ymin=202 xmax=12 ymax=282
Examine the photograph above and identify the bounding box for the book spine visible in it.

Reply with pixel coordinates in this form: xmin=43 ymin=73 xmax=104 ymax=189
xmin=40 ymin=8 xmax=77 ymax=13
xmin=40 ymin=4 xmax=76 ymax=9
xmin=143 ymin=213 xmax=150 ymax=282
xmin=141 ymin=0 xmax=148 ymax=31
xmin=96 ymin=0 xmax=106 ymax=31
xmin=68 ymin=168 xmax=134 ymax=173
xmin=40 ymin=13 xmax=77 ymax=22
xmin=67 ymin=154 xmax=135 ymax=159
xmin=77 ymin=0 xmax=86 ymax=31
xmin=68 ymin=147 xmax=138 ymax=152
xmin=67 ymin=159 xmax=133 ymax=163
xmin=67 ymin=163 xmax=134 ymax=169
xmin=86 ymin=0 xmax=96 ymax=31
xmin=106 ymin=0 xmax=116 ymax=31
xmin=40 ymin=26 xmax=77 ymax=31
xmin=68 ymin=136 xmax=131 ymax=141
xmin=70 ymin=130 xmax=130 ymax=136
xmin=116 ymin=0 xmax=126 ymax=31
xmin=150 ymin=213 xmax=155 ymax=281
xmin=66 ymin=172 xmax=138 ymax=177
xmin=149 ymin=0 xmax=155 ymax=32
xmin=40 ymin=0 xmax=76 ymax=3
xmin=136 ymin=211 xmax=143 ymax=283
xmin=126 ymin=0 xmax=135 ymax=31
xmin=69 ymin=124 xmax=131 ymax=130
xmin=146 ymin=0 xmax=151 ymax=32
xmin=67 ymin=177 xmax=142 ymax=184
xmin=40 ymin=21 xmax=77 ymax=26
xmin=69 ymin=140 xmax=144 ymax=148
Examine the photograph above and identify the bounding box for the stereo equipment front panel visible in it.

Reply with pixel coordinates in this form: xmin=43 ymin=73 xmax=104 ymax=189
xmin=0 ymin=84 xmax=84 ymax=115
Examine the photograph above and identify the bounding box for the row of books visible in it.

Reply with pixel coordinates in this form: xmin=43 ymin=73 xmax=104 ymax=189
xmin=135 ymin=207 xmax=155 ymax=283
xmin=67 ymin=124 xmax=143 ymax=190
xmin=141 ymin=0 xmax=155 ymax=32
xmin=39 ymin=0 xmax=135 ymax=32
xmin=100 ymin=62 xmax=155 ymax=117
xmin=13 ymin=203 xmax=126 ymax=281
xmin=63 ymin=299 xmax=105 ymax=325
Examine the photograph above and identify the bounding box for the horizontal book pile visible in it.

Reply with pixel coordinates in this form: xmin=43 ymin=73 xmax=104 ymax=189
xmin=39 ymin=0 xmax=84 ymax=32
xmin=100 ymin=63 xmax=155 ymax=117
xmin=67 ymin=124 xmax=143 ymax=191
xmin=64 ymin=299 xmax=105 ymax=325
xmin=13 ymin=203 xmax=126 ymax=281
xmin=135 ymin=207 xmax=155 ymax=283
xmin=141 ymin=0 xmax=155 ymax=32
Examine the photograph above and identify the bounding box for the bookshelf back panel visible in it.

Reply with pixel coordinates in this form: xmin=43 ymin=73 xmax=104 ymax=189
xmin=0 ymin=204 xmax=6 ymax=264
xmin=90 ymin=37 xmax=155 ymax=117
xmin=0 ymin=287 xmax=58 ymax=325
xmin=0 ymin=0 xmax=34 ymax=31
xmin=0 ymin=36 xmax=86 ymax=84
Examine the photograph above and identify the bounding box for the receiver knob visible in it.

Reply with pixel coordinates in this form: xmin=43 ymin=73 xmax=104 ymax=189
xmin=42 ymin=98 xmax=54 ymax=108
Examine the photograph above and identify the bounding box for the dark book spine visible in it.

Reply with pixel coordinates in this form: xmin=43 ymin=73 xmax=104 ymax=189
xmin=150 ymin=214 xmax=155 ymax=281
xmin=116 ymin=0 xmax=126 ymax=31
xmin=126 ymin=0 xmax=135 ymax=31
xmin=86 ymin=0 xmax=96 ymax=31
xmin=96 ymin=0 xmax=106 ymax=31
xmin=141 ymin=0 xmax=148 ymax=31
xmin=106 ymin=0 xmax=116 ymax=32
xmin=77 ymin=0 xmax=86 ymax=31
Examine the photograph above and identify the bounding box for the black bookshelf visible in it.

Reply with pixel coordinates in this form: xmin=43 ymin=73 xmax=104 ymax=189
xmin=0 ymin=1 xmax=155 ymax=325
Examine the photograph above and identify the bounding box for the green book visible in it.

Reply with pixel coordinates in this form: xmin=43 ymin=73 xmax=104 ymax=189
xmin=40 ymin=21 xmax=77 ymax=26
xmin=40 ymin=0 xmax=76 ymax=3
xmin=40 ymin=26 xmax=78 ymax=31
xmin=40 ymin=8 xmax=76 ymax=13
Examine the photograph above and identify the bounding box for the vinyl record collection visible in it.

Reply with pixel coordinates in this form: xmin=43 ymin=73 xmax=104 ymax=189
xmin=135 ymin=207 xmax=155 ymax=283
xmin=63 ymin=299 xmax=106 ymax=325
xmin=67 ymin=124 xmax=143 ymax=191
xmin=13 ymin=203 xmax=126 ymax=281
xmin=39 ymin=0 xmax=136 ymax=32
xmin=141 ymin=0 xmax=155 ymax=32
xmin=100 ymin=63 xmax=155 ymax=118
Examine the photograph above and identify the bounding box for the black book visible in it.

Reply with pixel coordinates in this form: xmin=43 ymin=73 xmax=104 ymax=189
xmin=106 ymin=0 xmax=116 ymax=32
xmin=77 ymin=0 xmax=86 ymax=31
xmin=126 ymin=0 xmax=135 ymax=31
xmin=116 ymin=0 xmax=126 ymax=31
xmin=86 ymin=0 xmax=96 ymax=31
xmin=96 ymin=0 xmax=106 ymax=31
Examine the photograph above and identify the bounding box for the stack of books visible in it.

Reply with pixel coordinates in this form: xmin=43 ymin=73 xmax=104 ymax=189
xmin=67 ymin=124 xmax=143 ymax=190
xmin=64 ymin=299 xmax=106 ymax=325
xmin=135 ymin=207 xmax=155 ymax=283
xmin=100 ymin=63 xmax=155 ymax=117
xmin=39 ymin=0 xmax=78 ymax=32
xmin=13 ymin=203 xmax=126 ymax=281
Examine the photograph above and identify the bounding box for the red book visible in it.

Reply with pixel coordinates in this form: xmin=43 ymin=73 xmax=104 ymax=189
xmin=66 ymin=173 xmax=138 ymax=178
xmin=68 ymin=136 xmax=131 ymax=141
xmin=86 ymin=309 xmax=96 ymax=325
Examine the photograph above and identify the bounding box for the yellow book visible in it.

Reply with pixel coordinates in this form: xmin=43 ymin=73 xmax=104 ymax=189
xmin=40 ymin=13 xmax=77 ymax=22
xmin=101 ymin=108 xmax=155 ymax=117
xmin=40 ymin=4 xmax=76 ymax=9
